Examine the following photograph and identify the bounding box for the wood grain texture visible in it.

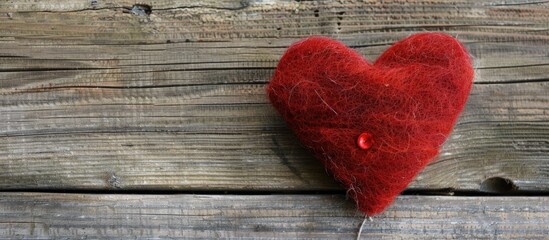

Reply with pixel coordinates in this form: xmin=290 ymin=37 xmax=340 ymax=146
xmin=0 ymin=193 xmax=546 ymax=239
xmin=0 ymin=0 xmax=548 ymax=192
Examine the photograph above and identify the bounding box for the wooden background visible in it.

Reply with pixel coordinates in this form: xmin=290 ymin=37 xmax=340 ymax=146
xmin=0 ymin=0 xmax=548 ymax=238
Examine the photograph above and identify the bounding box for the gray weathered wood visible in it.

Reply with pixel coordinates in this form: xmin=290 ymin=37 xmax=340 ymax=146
xmin=0 ymin=0 xmax=548 ymax=192
xmin=0 ymin=193 xmax=547 ymax=239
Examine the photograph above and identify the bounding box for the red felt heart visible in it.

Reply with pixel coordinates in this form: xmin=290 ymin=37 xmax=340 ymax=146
xmin=267 ymin=33 xmax=474 ymax=215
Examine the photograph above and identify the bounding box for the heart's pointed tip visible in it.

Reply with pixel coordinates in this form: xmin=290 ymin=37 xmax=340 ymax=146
xmin=358 ymin=199 xmax=396 ymax=216
xmin=352 ymin=189 xmax=401 ymax=216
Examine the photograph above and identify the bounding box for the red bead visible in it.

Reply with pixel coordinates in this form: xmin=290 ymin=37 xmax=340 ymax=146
xmin=357 ymin=132 xmax=374 ymax=150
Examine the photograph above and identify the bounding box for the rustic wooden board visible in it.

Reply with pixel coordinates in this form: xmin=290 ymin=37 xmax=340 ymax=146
xmin=0 ymin=193 xmax=546 ymax=239
xmin=0 ymin=0 xmax=548 ymax=192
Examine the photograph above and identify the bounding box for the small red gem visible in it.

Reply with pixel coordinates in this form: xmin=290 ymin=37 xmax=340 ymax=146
xmin=357 ymin=132 xmax=374 ymax=150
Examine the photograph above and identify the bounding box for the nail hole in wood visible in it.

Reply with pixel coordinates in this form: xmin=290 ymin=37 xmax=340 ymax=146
xmin=131 ymin=4 xmax=152 ymax=16
xmin=480 ymin=177 xmax=518 ymax=193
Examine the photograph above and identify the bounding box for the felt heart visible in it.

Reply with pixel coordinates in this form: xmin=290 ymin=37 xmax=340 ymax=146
xmin=267 ymin=33 xmax=474 ymax=215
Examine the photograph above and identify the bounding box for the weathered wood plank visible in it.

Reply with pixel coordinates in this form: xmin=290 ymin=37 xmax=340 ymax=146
xmin=0 ymin=193 xmax=546 ymax=239
xmin=0 ymin=0 xmax=548 ymax=192
xmin=0 ymin=82 xmax=548 ymax=191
